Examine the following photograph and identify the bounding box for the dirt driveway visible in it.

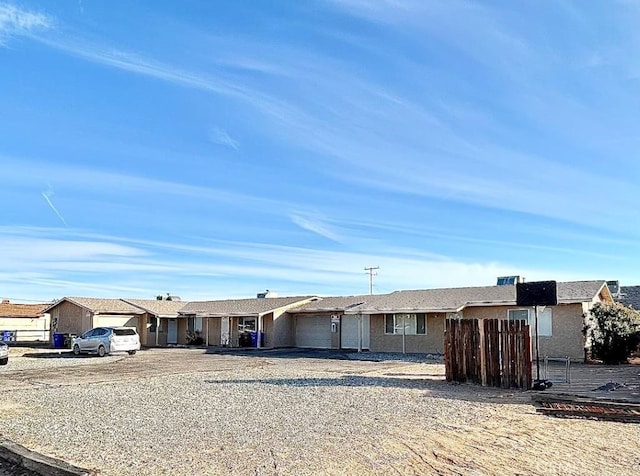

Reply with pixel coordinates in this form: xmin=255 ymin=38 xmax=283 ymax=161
xmin=1 ymin=348 xmax=639 ymax=475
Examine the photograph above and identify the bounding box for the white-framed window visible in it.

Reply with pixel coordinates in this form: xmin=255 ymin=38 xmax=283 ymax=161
xmin=508 ymin=308 xmax=552 ymax=336
xmin=384 ymin=313 xmax=426 ymax=335
xmin=238 ymin=317 xmax=256 ymax=332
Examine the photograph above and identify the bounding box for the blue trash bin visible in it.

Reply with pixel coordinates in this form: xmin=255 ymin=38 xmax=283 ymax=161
xmin=53 ymin=332 xmax=65 ymax=348
xmin=250 ymin=331 xmax=265 ymax=347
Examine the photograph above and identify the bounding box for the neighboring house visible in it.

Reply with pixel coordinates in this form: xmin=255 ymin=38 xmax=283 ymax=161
xmin=288 ymin=280 xmax=613 ymax=360
xmin=617 ymin=286 xmax=640 ymax=310
xmin=45 ymin=297 xmax=146 ymax=342
xmin=122 ymin=298 xmax=190 ymax=347
xmin=0 ymin=300 xmax=50 ymax=342
xmin=179 ymin=296 xmax=319 ymax=348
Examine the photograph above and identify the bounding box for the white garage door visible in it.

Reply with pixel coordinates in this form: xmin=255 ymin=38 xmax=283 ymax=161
xmin=295 ymin=315 xmax=332 ymax=348
xmin=94 ymin=315 xmax=139 ymax=329
xmin=341 ymin=315 xmax=370 ymax=350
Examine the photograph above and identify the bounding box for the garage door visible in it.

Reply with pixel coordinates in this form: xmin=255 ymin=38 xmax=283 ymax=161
xmin=341 ymin=315 xmax=370 ymax=350
xmin=94 ymin=315 xmax=139 ymax=329
xmin=295 ymin=315 xmax=331 ymax=348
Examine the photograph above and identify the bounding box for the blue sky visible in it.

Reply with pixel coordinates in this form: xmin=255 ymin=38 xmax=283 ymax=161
xmin=1 ymin=0 xmax=639 ymax=302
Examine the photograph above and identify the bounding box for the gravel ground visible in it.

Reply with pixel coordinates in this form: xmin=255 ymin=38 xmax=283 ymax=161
xmin=2 ymin=349 xmax=123 ymax=371
xmin=0 ymin=350 xmax=639 ymax=475
xmin=346 ymin=352 xmax=443 ymax=363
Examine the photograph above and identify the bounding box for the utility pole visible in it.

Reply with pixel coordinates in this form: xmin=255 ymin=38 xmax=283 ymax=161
xmin=364 ymin=266 xmax=379 ymax=295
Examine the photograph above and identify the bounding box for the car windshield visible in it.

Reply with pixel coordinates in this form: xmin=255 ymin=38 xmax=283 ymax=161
xmin=113 ymin=328 xmax=136 ymax=336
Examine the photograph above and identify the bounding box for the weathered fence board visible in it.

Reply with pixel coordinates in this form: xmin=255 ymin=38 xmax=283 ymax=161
xmin=445 ymin=318 xmax=532 ymax=390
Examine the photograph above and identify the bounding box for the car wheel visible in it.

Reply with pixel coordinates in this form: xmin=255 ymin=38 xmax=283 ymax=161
xmin=97 ymin=345 xmax=106 ymax=357
xmin=127 ymin=350 xmax=136 ymax=355
xmin=73 ymin=344 xmax=81 ymax=356
xmin=0 ymin=357 xmax=8 ymax=365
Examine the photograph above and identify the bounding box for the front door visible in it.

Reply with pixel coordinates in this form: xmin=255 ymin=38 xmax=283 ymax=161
xmin=167 ymin=319 xmax=178 ymax=344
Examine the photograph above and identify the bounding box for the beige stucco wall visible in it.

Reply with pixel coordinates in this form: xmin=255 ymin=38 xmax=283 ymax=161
xmin=369 ymin=313 xmax=445 ymax=354
xmin=273 ymin=312 xmax=295 ymax=347
xmin=462 ymin=303 xmax=586 ymax=361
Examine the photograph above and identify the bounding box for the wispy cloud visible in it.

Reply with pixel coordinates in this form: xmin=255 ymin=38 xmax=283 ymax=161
xmin=0 ymin=225 xmax=618 ymax=302
xmin=289 ymin=213 xmax=342 ymax=243
xmin=0 ymin=2 xmax=51 ymax=45
xmin=208 ymin=127 xmax=239 ymax=150
xmin=34 ymin=36 xmax=241 ymax=97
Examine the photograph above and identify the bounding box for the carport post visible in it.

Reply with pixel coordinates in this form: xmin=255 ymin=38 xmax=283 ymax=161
xmin=257 ymin=313 xmax=262 ymax=349
xmin=357 ymin=313 xmax=362 ymax=353
xmin=402 ymin=314 xmax=406 ymax=355
xmin=206 ymin=317 xmax=209 ymax=346
xmin=155 ymin=317 xmax=160 ymax=346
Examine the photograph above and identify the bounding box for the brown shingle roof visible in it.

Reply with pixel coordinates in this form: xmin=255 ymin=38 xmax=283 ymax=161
xmin=123 ymin=299 xmax=189 ymax=317
xmin=180 ymin=296 xmax=317 ymax=317
xmin=365 ymin=285 xmax=516 ymax=312
xmin=0 ymin=303 xmax=47 ymax=318
xmin=556 ymin=281 xmax=607 ymax=303
xmin=618 ymin=286 xmax=640 ymax=310
xmin=292 ymin=281 xmax=607 ymax=314
xmin=49 ymin=297 xmax=145 ymax=314
xmin=289 ymin=295 xmax=374 ymax=313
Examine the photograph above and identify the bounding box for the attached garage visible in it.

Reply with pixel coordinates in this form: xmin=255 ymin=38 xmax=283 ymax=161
xmin=341 ymin=315 xmax=370 ymax=350
xmin=94 ymin=314 xmax=139 ymax=329
xmin=295 ymin=315 xmax=332 ymax=348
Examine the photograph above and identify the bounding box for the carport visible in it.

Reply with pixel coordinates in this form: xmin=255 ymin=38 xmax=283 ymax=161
xmin=178 ymin=296 xmax=318 ymax=348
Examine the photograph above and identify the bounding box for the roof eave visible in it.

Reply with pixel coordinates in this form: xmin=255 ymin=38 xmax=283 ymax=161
xmin=43 ymin=297 xmax=92 ymax=314
xmin=344 ymin=307 xmax=458 ymax=314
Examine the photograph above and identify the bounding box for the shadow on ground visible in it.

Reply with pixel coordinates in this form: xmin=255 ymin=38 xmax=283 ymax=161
xmin=203 ymin=347 xmax=442 ymax=363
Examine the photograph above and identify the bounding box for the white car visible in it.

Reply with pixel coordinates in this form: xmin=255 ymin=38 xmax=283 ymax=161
xmin=0 ymin=342 xmax=8 ymax=365
xmin=72 ymin=327 xmax=140 ymax=357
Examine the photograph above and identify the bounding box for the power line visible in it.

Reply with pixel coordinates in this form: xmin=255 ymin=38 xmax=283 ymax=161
xmin=0 ymin=296 xmax=54 ymax=303
xmin=364 ymin=266 xmax=380 ymax=295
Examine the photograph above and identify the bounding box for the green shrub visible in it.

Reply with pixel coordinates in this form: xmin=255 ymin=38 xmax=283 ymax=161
xmin=584 ymin=302 xmax=640 ymax=364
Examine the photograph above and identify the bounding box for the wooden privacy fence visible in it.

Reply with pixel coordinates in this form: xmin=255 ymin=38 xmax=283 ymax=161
xmin=445 ymin=319 xmax=532 ymax=390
